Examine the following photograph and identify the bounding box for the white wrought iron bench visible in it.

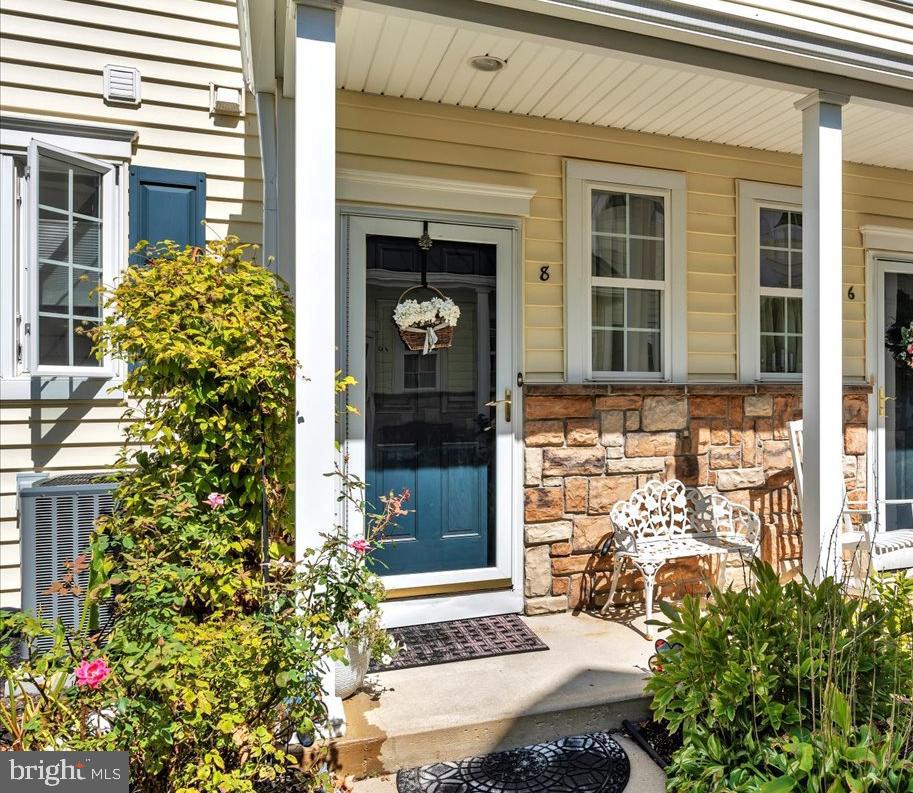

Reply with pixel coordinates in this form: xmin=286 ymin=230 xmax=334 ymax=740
xmin=599 ymin=479 xmax=761 ymax=635
xmin=788 ymin=420 xmax=913 ymax=574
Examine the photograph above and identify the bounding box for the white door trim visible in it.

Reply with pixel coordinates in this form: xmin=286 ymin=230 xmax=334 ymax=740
xmin=869 ymin=253 xmax=913 ymax=537
xmin=337 ymin=169 xmax=536 ymax=218
xmin=338 ymin=208 xmax=524 ymax=627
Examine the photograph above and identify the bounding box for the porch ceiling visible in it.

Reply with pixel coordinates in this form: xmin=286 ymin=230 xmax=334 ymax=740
xmin=336 ymin=3 xmax=913 ymax=171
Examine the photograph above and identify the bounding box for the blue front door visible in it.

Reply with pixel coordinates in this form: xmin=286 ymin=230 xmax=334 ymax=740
xmin=365 ymin=235 xmax=497 ymax=576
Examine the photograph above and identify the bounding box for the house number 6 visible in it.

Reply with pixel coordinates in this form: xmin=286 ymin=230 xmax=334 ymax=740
xmin=539 ymin=266 xmax=550 ymax=281
xmin=848 ymin=286 xmax=856 ymax=300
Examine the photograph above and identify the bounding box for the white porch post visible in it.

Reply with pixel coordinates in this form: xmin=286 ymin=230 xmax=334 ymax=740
xmin=796 ymin=90 xmax=849 ymax=581
xmin=294 ymin=2 xmax=344 ymax=734
xmin=294 ymin=2 xmax=336 ymax=559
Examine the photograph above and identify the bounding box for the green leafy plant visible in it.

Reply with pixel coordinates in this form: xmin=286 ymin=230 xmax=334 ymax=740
xmin=647 ymin=562 xmax=913 ymax=792
xmin=1 ymin=238 xmax=399 ymax=792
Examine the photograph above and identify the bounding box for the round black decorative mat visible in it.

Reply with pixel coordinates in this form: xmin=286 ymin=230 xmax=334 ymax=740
xmin=396 ymin=732 xmax=630 ymax=793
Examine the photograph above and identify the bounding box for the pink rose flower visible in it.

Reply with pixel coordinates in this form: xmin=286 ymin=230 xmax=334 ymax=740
xmin=204 ymin=492 xmax=226 ymax=509
xmin=349 ymin=539 xmax=369 ymax=554
xmin=906 ymin=343 xmax=913 ymax=355
xmin=75 ymin=658 xmax=111 ymax=690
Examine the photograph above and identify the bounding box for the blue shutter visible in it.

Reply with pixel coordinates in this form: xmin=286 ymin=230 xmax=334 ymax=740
xmin=129 ymin=166 xmax=206 ymax=263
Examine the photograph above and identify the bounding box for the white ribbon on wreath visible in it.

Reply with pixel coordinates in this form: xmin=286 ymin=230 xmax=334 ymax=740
xmin=402 ymin=322 xmax=450 ymax=354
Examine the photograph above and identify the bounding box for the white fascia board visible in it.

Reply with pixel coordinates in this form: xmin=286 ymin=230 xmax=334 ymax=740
xmin=454 ymin=0 xmax=913 ymax=97
xmin=238 ymin=0 xmax=279 ymax=94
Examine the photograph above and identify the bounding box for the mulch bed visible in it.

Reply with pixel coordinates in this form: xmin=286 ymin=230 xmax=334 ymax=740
xmin=622 ymin=718 xmax=683 ymax=769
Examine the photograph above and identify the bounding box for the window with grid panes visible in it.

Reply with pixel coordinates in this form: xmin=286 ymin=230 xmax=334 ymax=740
xmin=758 ymin=208 xmax=803 ymax=375
xmin=590 ymin=189 xmax=665 ymax=375
xmin=36 ymin=150 xmax=106 ymax=368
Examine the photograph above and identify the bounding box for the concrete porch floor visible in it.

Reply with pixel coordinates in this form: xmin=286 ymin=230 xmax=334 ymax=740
xmin=331 ymin=609 xmax=665 ymax=780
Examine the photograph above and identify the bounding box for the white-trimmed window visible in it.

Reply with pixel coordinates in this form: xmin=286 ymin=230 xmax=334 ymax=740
xmin=738 ymin=181 xmax=803 ymax=382
xmin=1 ymin=128 xmax=127 ymax=391
xmin=566 ymin=161 xmax=687 ymax=382
xmin=30 ymin=142 xmax=115 ymax=372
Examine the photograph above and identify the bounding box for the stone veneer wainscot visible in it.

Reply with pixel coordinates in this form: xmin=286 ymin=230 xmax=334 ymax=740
xmin=522 ymin=384 xmax=871 ymax=615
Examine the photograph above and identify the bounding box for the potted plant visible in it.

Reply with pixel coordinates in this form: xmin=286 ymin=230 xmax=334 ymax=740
xmin=334 ymin=572 xmax=400 ymax=699
xmin=325 ymin=487 xmax=408 ymax=699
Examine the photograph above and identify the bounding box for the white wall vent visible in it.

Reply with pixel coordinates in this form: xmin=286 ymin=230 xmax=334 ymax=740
xmin=103 ymin=65 xmax=141 ymax=105
xmin=209 ymin=83 xmax=245 ymax=117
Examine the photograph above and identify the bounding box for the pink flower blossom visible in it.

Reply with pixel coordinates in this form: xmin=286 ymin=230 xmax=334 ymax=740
xmin=349 ymin=539 xmax=369 ymax=554
xmin=75 ymin=658 xmax=111 ymax=690
xmin=906 ymin=343 xmax=913 ymax=355
xmin=203 ymin=492 xmax=226 ymax=509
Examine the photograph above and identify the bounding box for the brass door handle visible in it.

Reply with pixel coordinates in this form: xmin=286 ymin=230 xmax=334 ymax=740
xmin=485 ymin=389 xmax=512 ymax=422
xmin=879 ymin=387 xmax=895 ymax=418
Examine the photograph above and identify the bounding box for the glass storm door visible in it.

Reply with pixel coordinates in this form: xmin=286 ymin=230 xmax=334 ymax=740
xmin=877 ymin=260 xmax=913 ymax=532
xmin=342 ymin=217 xmax=516 ymax=586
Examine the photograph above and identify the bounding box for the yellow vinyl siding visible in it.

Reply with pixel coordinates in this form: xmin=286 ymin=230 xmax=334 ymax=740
xmin=0 ymin=0 xmax=260 ymax=607
xmin=337 ymin=89 xmax=913 ymax=383
xmin=0 ymin=0 xmax=261 ymax=244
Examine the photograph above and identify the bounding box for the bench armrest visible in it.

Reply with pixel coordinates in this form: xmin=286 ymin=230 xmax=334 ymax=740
xmin=601 ymin=526 xmax=637 ymax=556
xmin=709 ymin=494 xmax=761 ymax=548
xmin=730 ymin=503 xmax=762 ymax=547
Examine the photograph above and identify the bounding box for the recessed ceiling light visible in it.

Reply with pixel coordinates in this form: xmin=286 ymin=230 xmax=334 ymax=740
xmin=469 ymin=55 xmax=506 ymax=72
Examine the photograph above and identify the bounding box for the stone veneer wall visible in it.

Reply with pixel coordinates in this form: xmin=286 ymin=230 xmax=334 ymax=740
xmin=522 ymin=384 xmax=871 ymax=615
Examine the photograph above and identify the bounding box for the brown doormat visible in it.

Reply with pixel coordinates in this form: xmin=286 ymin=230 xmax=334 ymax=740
xmin=369 ymin=613 xmax=548 ymax=672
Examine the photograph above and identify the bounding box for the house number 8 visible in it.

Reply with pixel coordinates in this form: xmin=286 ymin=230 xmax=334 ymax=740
xmin=539 ymin=266 xmax=550 ymax=281
xmin=848 ymin=286 xmax=856 ymax=300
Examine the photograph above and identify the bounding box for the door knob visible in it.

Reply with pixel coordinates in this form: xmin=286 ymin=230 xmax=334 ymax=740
xmin=485 ymin=388 xmax=512 ymax=422
xmin=879 ymin=387 xmax=894 ymax=418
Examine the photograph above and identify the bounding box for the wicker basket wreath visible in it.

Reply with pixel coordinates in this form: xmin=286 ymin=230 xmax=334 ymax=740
xmin=393 ymin=285 xmax=461 ymax=354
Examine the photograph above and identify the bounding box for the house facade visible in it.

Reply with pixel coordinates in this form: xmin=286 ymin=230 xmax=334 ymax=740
xmin=0 ymin=0 xmax=263 ymax=608
xmin=2 ymin=0 xmax=913 ymax=629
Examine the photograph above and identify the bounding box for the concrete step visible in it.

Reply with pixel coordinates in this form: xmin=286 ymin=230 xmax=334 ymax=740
xmin=351 ymin=733 xmax=667 ymax=793
xmin=330 ymin=611 xmax=660 ymax=779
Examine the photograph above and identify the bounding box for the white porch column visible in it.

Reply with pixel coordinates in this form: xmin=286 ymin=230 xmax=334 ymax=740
xmin=294 ymin=2 xmax=337 ymax=560
xmin=293 ymin=1 xmax=345 ymax=739
xmin=796 ymin=90 xmax=849 ymax=581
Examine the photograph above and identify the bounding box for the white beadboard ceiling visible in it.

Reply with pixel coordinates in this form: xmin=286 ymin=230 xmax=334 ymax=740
xmin=336 ymin=5 xmax=913 ymax=171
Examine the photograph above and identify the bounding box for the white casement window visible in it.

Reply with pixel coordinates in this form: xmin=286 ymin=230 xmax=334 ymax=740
xmin=0 ymin=130 xmax=126 ymax=391
xmin=29 ymin=142 xmax=115 ymax=373
xmin=738 ymin=181 xmax=803 ymax=382
xmin=566 ymin=161 xmax=687 ymax=382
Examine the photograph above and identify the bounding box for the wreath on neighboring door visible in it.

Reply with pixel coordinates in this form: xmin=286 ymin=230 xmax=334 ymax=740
xmin=885 ymin=320 xmax=913 ymax=369
xmin=393 ymin=285 xmax=461 ymax=355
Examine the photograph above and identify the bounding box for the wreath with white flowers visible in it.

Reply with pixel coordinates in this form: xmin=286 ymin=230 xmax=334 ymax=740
xmin=886 ymin=321 xmax=913 ymax=370
xmin=393 ymin=286 xmax=461 ymax=354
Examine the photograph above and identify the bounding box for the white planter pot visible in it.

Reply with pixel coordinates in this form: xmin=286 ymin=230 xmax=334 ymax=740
xmin=334 ymin=638 xmax=370 ymax=700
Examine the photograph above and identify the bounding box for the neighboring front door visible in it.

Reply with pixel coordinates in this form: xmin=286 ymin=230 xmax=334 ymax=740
xmin=342 ymin=216 xmax=517 ymax=595
xmin=875 ymin=257 xmax=913 ymax=537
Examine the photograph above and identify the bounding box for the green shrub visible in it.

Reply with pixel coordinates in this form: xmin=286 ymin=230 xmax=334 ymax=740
xmin=647 ymin=562 xmax=913 ymax=792
xmin=1 ymin=238 xmax=397 ymax=792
